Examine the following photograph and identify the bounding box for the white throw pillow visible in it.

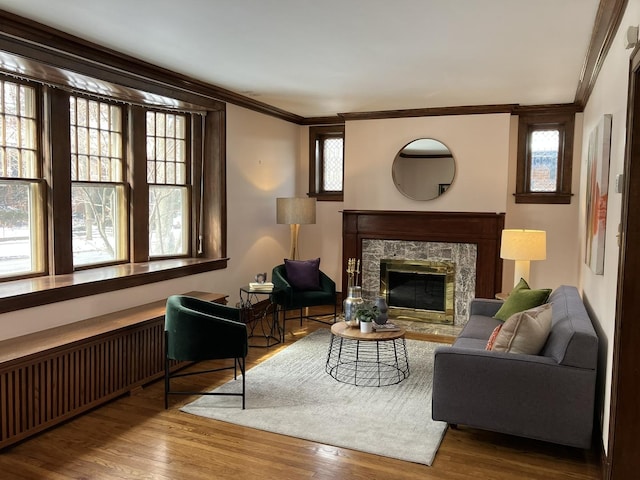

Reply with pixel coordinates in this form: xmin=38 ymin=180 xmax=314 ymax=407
xmin=491 ymin=303 xmax=552 ymax=355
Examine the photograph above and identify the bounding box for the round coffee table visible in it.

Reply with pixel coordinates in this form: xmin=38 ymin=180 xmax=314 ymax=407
xmin=325 ymin=321 xmax=410 ymax=386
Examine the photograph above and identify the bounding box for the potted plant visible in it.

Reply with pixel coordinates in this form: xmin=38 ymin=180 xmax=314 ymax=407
xmin=355 ymin=302 xmax=378 ymax=333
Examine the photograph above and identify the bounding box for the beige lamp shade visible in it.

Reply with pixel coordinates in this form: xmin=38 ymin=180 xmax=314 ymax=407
xmin=500 ymin=229 xmax=546 ymax=287
xmin=276 ymin=197 xmax=316 ymax=260
xmin=500 ymin=229 xmax=546 ymax=260
xmin=276 ymin=197 xmax=316 ymax=225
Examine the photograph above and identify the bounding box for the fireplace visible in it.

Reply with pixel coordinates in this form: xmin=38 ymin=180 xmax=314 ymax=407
xmin=342 ymin=210 xmax=505 ymax=327
xmin=381 ymin=259 xmax=455 ymax=324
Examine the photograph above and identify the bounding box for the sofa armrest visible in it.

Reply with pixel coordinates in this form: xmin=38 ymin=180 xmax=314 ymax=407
xmin=432 ymin=346 xmax=596 ymax=448
xmin=469 ymin=298 xmax=503 ymax=317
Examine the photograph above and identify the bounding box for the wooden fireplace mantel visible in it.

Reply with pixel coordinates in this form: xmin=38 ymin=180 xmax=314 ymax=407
xmin=342 ymin=210 xmax=505 ymax=299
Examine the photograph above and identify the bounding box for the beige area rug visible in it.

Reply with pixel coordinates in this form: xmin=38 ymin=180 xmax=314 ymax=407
xmin=181 ymin=329 xmax=449 ymax=466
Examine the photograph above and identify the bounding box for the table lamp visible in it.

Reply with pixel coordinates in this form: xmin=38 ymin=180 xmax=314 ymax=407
xmin=500 ymin=229 xmax=546 ymax=287
xmin=276 ymin=197 xmax=316 ymax=260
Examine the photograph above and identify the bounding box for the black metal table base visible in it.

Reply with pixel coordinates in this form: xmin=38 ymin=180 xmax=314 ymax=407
xmin=239 ymin=287 xmax=282 ymax=348
xmin=325 ymin=334 xmax=410 ymax=386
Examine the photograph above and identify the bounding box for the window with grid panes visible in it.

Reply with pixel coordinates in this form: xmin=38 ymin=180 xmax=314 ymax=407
xmin=515 ymin=112 xmax=574 ymax=204
xmin=309 ymin=125 xmax=344 ymax=201
xmin=0 ymin=78 xmax=45 ymax=278
xmin=146 ymin=111 xmax=189 ymax=257
xmin=70 ymin=96 xmax=127 ymax=266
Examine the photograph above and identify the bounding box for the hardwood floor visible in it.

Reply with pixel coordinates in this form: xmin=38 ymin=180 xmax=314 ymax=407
xmin=0 ymin=315 xmax=600 ymax=480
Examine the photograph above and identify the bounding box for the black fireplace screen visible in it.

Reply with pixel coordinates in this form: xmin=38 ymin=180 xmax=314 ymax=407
xmin=387 ymin=271 xmax=445 ymax=312
xmin=379 ymin=258 xmax=455 ymax=324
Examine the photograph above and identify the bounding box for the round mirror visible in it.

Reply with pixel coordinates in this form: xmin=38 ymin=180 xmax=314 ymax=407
xmin=392 ymin=139 xmax=455 ymax=200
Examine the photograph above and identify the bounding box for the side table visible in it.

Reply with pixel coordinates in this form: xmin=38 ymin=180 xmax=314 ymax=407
xmin=239 ymin=285 xmax=281 ymax=348
xmin=325 ymin=322 xmax=410 ymax=387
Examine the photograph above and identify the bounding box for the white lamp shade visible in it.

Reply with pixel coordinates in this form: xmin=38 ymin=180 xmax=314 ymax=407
xmin=500 ymin=229 xmax=546 ymax=261
xmin=276 ymin=197 xmax=316 ymax=225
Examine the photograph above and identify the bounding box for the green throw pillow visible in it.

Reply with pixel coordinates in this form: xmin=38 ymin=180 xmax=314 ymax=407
xmin=494 ymin=287 xmax=552 ymax=321
xmin=512 ymin=277 xmax=530 ymax=293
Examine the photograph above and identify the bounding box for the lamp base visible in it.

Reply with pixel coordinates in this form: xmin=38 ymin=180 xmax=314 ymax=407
xmin=513 ymin=260 xmax=531 ymax=287
xmin=289 ymin=224 xmax=300 ymax=260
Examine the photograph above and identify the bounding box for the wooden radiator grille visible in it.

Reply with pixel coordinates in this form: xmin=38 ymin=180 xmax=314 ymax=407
xmin=0 ymin=319 xmax=166 ymax=449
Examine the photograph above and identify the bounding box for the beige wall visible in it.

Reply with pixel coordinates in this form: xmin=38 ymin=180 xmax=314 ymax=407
xmin=306 ymin=114 xmax=513 ymax=293
xmin=578 ymin=0 xmax=639 ymax=452
xmin=0 ymin=104 xmax=300 ymax=341
xmin=343 ymin=115 xmax=511 ymax=211
xmin=303 ymin=113 xmax=581 ymax=294
xmin=503 ymin=115 xmax=584 ymax=292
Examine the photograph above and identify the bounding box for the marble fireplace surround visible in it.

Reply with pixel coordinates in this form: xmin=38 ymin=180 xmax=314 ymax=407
xmin=363 ymin=240 xmax=475 ymax=326
xmin=342 ymin=210 xmax=505 ymax=326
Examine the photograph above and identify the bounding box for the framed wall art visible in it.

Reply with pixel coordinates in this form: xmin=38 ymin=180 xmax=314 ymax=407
xmin=584 ymin=114 xmax=612 ymax=275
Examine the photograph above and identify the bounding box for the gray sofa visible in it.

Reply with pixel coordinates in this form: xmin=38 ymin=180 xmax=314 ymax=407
xmin=432 ymin=285 xmax=598 ymax=448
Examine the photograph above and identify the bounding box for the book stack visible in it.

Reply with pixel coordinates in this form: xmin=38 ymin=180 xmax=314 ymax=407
xmin=372 ymin=322 xmax=401 ymax=332
xmin=249 ymin=282 xmax=274 ymax=292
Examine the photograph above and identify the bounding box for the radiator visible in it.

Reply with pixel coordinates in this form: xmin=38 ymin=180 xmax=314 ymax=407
xmin=0 ymin=318 xmax=168 ymax=449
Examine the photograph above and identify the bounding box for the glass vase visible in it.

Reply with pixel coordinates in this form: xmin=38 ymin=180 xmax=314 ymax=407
xmin=343 ymin=286 xmax=364 ymax=327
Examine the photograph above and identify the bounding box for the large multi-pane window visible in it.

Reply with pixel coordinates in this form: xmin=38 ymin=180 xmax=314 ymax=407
xmin=70 ymin=96 xmax=127 ymax=267
xmin=516 ymin=111 xmax=575 ymax=204
xmin=308 ymin=125 xmax=344 ymax=201
xmin=146 ymin=111 xmax=189 ymax=257
xmin=0 ymin=78 xmax=44 ymax=278
xmin=0 ymin=25 xmax=225 ymax=309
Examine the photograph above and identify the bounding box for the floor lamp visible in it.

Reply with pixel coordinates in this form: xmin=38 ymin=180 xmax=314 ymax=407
xmin=500 ymin=229 xmax=546 ymax=287
xmin=276 ymin=197 xmax=316 ymax=260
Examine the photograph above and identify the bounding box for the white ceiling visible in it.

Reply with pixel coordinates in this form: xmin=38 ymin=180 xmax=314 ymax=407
xmin=0 ymin=0 xmax=601 ymax=118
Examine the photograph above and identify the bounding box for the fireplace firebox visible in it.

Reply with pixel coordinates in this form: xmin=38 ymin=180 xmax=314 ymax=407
xmin=380 ymin=259 xmax=455 ymax=324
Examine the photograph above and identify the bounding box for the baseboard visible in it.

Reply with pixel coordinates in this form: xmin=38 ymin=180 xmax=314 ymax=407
xmin=593 ymin=418 xmax=609 ymax=479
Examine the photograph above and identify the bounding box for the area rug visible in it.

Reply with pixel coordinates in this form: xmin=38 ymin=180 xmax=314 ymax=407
xmin=181 ymin=329 xmax=448 ymax=466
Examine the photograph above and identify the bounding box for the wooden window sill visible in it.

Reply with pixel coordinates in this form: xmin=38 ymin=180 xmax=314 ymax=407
xmin=0 ymin=257 xmax=228 ymax=315
xmin=514 ymin=192 xmax=573 ymax=204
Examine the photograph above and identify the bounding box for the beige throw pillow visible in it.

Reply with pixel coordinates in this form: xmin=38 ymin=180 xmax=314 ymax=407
xmin=491 ymin=303 xmax=552 ymax=355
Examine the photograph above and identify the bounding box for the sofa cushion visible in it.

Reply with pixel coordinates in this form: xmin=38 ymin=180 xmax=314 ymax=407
xmin=458 ymin=315 xmax=503 ymax=340
xmin=452 ymin=337 xmax=491 ymax=350
xmin=284 ymin=258 xmax=321 ymax=291
xmin=491 ymin=303 xmax=553 ymax=355
xmin=494 ymin=287 xmax=552 ymax=321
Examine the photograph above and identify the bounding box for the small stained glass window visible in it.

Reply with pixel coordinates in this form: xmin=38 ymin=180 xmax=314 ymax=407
xmin=321 ymin=137 xmax=343 ymax=192
xmin=309 ymin=125 xmax=344 ymax=200
xmin=516 ymin=111 xmax=574 ymax=204
xmin=529 ymin=129 xmax=560 ymax=192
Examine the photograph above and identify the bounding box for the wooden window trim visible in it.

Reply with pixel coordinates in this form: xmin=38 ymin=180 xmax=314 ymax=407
xmin=308 ymin=125 xmax=345 ymax=202
xmin=515 ymin=112 xmax=575 ymax=204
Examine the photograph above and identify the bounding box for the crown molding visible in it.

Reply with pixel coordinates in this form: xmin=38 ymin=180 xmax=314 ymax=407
xmin=339 ymin=104 xmax=518 ymax=121
xmin=513 ymin=103 xmax=583 ymax=115
xmin=574 ymin=0 xmax=628 ymax=107
xmin=300 ymin=116 xmax=344 ymax=125
xmin=0 ymin=9 xmax=304 ymax=123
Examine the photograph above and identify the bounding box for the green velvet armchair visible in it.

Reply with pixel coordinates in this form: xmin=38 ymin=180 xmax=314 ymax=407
xmin=271 ymin=264 xmax=337 ymax=341
xmin=164 ymin=295 xmax=248 ymax=409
